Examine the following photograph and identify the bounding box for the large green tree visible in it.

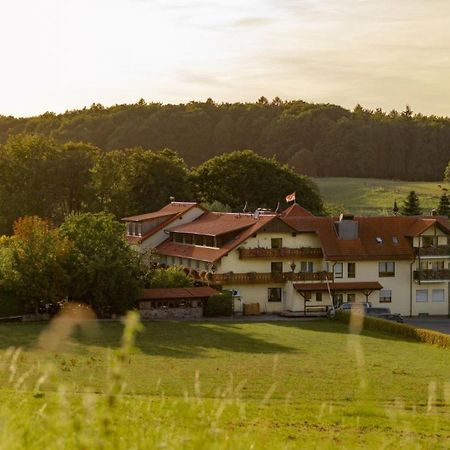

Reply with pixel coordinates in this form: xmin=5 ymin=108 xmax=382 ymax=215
xmin=401 ymin=191 xmax=422 ymax=216
xmin=60 ymin=212 xmax=144 ymax=315
xmin=0 ymin=216 xmax=71 ymax=313
xmin=90 ymin=148 xmax=191 ymax=217
xmin=191 ymin=150 xmax=323 ymax=213
xmin=0 ymin=134 xmax=99 ymax=234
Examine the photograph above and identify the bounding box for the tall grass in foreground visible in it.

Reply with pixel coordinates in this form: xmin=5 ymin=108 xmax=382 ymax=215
xmin=0 ymin=312 xmax=449 ymax=449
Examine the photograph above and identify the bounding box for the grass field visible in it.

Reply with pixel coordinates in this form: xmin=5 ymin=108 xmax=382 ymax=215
xmin=314 ymin=177 xmax=449 ymax=216
xmin=0 ymin=316 xmax=450 ymax=449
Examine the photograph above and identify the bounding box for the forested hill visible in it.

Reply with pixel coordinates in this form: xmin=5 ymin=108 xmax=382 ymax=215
xmin=1 ymin=98 xmax=449 ymax=181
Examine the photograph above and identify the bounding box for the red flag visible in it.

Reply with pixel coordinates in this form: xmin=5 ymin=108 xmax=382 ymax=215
xmin=285 ymin=192 xmax=296 ymax=203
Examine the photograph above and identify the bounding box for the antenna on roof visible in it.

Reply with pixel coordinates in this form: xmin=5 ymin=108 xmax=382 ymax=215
xmin=243 ymin=201 xmax=248 ymax=213
xmin=169 ymin=196 xmax=175 ymax=203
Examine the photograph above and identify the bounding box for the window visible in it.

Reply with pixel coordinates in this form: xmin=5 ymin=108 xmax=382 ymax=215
xmin=392 ymin=236 xmax=399 ymax=244
xmin=300 ymin=261 xmax=314 ymax=273
xmin=195 ymin=260 xmax=200 ymax=269
xmin=268 ymin=288 xmax=282 ymax=302
xmin=205 ymin=236 xmax=214 ymax=247
xmin=422 ymin=235 xmax=437 ymax=247
xmin=347 ymin=262 xmax=356 ymax=278
xmin=271 ymin=262 xmax=283 ymax=274
xmin=316 ymin=292 xmax=322 ymax=302
xmin=419 ymin=260 xmax=429 ymax=270
xmin=379 ymin=289 xmax=392 ymax=303
xmin=432 ymin=260 xmax=445 ymax=271
xmin=416 ymin=289 xmax=428 ymax=302
xmin=334 ymin=263 xmax=343 ymax=278
xmin=271 ymin=238 xmax=282 ymax=249
xmin=432 ymin=289 xmax=445 ymax=302
xmin=347 ymin=293 xmax=356 ymax=303
xmin=379 ymin=262 xmax=395 ymax=277
xmin=185 ymin=234 xmax=193 ymax=245
xmin=178 ymin=257 xmax=183 ymax=266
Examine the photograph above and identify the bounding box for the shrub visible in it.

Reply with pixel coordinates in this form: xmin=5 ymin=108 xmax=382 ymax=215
xmin=149 ymin=267 xmax=194 ymax=288
xmin=335 ymin=311 xmax=450 ymax=348
xmin=204 ymin=291 xmax=233 ymax=317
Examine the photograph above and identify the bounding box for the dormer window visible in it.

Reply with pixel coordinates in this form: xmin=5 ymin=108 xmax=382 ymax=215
xmin=375 ymin=237 xmax=383 ymax=244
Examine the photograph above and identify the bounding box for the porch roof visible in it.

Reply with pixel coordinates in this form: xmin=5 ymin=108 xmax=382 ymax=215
xmin=293 ymin=281 xmax=383 ymax=292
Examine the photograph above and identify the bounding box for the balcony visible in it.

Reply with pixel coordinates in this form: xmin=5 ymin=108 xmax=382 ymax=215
xmin=238 ymin=247 xmax=323 ymax=259
xmin=211 ymin=271 xmax=333 ymax=285
xmin=415 ymin=245 xmax=450 ymax=257
xmin=413 ymin=269 xmax=450 ymax=282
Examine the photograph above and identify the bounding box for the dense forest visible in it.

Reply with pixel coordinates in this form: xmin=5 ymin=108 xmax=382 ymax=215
xmin=1 ymin=98 xmax=449 ymax=181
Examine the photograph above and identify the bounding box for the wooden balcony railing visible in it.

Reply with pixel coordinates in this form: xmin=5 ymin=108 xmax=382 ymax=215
xmin=413 ymin=269 xmax=450 ymax=282
xmin=211 ymin=271 xmax=333 ymax=285
xmin=238 ymin=247 xmax=323 ymax=259
xmin=415 ymin=245 xmax=450 ymax=257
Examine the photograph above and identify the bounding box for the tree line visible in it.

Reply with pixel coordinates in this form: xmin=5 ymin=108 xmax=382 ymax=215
xmin=0 ymin=134 xmax=323 ymax=235
xmin=1 ymin=99 xmax=449 ymax=181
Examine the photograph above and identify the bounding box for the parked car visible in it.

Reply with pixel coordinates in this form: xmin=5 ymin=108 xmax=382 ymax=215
xmin=329 ymin=302 xmax=404 ymax=323
xmin=366 ymin=307 xmax=404 ymax=323
xmin=328 ymin=302 xmax=371 ymax=317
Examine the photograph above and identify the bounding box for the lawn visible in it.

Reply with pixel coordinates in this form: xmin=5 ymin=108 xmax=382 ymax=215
xmin=0 ymin=317 xmax=449 ymax=449
xmin=314 ymin=177 xmax=449 ymax=216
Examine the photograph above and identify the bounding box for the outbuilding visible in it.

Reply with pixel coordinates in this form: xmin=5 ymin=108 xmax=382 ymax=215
xmin=138 ymin=286 xmax=218 ymax=319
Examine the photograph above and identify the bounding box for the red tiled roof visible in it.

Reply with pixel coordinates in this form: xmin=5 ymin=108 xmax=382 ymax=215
xmin=169 ymin=212 xmax=270 ymax=236
xmin=405 ymin=217 xmax=450 ymax=236
xmin=293 ymin=282 xmax=383 ymax=292
xmin=122 ymin=202 xmax=202 ymax=222
xmin=281 ymin=203 xmax=313 ymax=217
xmin=156 ymin=214 xmax=276 ymax=262
xmin=138 ymin=286 xmax=218 ymax=300
xmin=123 ymin=202 xmax=206 ymax=244
xmin=155 ymin=241 xmax=223 ymax=262
xmin=282 ymin=215 xmax=450 ymax=261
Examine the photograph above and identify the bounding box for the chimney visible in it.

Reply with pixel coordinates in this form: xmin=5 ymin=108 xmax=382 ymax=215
xmin=335 ymin=213 xmax=358 ymax=240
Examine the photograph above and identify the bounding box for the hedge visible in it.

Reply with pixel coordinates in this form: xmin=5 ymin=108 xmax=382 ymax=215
xmin=335 ymin=311 xmax=450 ymax=348
xmin=204 ymin=292 xmax=233 ymax=317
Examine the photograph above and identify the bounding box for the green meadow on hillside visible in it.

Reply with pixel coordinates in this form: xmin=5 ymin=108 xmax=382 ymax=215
xmin=314 ymin=177 xmax=449 ymax=216
xmin=0 ymin=318 xmax=449 ymax=449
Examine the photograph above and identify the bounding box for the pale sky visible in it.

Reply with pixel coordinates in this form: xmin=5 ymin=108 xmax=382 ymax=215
xmin=1 ymin=0 xmax=449 ymax=117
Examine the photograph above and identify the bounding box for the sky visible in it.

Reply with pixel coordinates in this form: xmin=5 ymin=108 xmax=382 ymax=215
xmin=1 ymin=0 xmax=449 ymax=117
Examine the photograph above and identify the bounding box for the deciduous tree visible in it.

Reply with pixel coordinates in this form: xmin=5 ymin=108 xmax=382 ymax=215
xmin=191 ymin=150 xmax=323 ymax=213
xmin=0 ymin=217 xmax=71 ymax=313
xmin=60 ymin=212 xmax=144 ymax=315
